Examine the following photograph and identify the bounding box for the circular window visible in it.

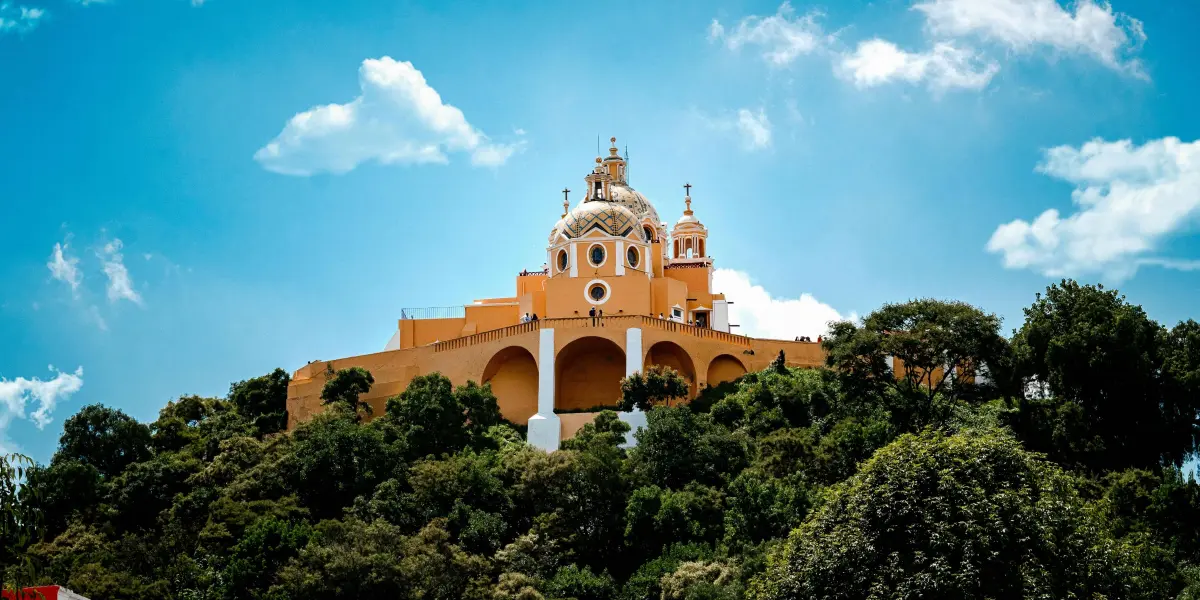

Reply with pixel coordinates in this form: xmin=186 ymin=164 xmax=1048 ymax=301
xmin=627 ymin=246 xmax=639 ymax=268
xmin=589 ymin=244 xmax=606 ymax=266
xmin=583 ymin=279 xmax=611 ymax=304
xmin=557 ymin=250 xmax=568 ymax=272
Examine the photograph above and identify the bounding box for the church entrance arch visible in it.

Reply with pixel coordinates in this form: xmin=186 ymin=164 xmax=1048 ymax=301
xmin=556 ymin=336 xmax=626 ymax=411
xmin=482 ymin=346 xmax=539 ymax=424
xmin=644 ymin=341 xmax=697 ymax=398
xmin=707 ymin=354 xmax=747 ymax=386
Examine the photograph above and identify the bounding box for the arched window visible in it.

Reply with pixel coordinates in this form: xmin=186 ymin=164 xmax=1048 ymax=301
xmin=643 ymin=225 xmax=654 ymax=242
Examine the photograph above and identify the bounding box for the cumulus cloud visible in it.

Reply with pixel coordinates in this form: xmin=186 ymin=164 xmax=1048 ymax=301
xmin=98 ymin=239 xmax=143 ymax=306
xmin=0 ymin=3 xmax=45 ymax=35
xmin=915 ymin=0 xmax=1146 ymax=77
xmin=709 ymin=2 xmax=830 ymax=66
xmin=986 ymin=137 xmax=1200 ymax=282
xmin=0 ymin=365 xmax=84 ymax=452
xmin=839 ymin=39 xmax=998 ymax=91
xmin=47 ymin=241 xmax=82 ymax=296
xmin=714 ymin=0 xmax=1149 ymax=94
xmin=714 ymin=269 xmax=851 ymax=340
xmin=255 ymin=57 xmax=522 ymax=176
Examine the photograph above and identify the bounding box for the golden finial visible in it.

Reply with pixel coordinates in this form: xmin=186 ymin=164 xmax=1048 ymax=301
xmin=683 ymin=183 xmax=694 ymax=215
xmin=562 ymin=188 xmax=570 ymax=217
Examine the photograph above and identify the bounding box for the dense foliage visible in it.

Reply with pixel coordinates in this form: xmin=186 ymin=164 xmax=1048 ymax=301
xmin=4 ymin=280 xmax=1200 ymax=599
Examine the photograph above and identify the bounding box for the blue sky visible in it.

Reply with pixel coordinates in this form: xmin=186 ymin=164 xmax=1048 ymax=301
xmin=2 ymin=0 xmax=1199 ymax=463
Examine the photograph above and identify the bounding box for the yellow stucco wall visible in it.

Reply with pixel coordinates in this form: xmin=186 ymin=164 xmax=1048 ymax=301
xmin=288 ymin=316 xmax=828 ymax=433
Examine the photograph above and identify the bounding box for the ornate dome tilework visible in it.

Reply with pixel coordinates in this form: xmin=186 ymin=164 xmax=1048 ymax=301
xmin=563 ymin=201 xmax=639 ymax=239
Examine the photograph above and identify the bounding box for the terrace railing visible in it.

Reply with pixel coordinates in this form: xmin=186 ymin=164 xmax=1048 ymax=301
xmin=401 ymin=306 xmax=466 ymax=320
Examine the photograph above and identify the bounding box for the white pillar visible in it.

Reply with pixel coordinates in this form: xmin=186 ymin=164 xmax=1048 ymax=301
xmin=569 ymin=244 xmax=578 ymax=278
xmin=527 ymin=328 xmax=560 ymax=451
xmin=618 ymin=328 xmax=646 ymax=448
xmin=615 ymin=240 xmax=625 ymax=276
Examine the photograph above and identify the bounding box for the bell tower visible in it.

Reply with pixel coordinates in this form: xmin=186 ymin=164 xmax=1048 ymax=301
xmin=670 ymin=183 xmax=709 ymax=262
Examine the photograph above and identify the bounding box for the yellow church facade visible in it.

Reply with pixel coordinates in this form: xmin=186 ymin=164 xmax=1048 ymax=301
xmin=286 ymin=138 xmax=825 ymax=449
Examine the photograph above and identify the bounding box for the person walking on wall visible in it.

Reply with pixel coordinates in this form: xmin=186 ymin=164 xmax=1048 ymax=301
xmin=589 ymin=306 xmax=597 ymax=327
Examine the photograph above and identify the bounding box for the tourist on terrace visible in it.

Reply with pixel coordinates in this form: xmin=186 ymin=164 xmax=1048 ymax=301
xmin=532 ymin=313 xmax=539 ymax=321
xmin=589 ymin=306 xmax=597 ymax=326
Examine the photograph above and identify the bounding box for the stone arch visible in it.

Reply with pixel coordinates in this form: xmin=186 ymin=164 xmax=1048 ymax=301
xmin=482 ymin=346 xmax=538 ymax=424
xmin=556 ymin=336 xmax=626 ymax=411
xmin=644 ymin=341 xmax=698 ymax=397
xmin=707 ymin=354 xmax=747 ymax=386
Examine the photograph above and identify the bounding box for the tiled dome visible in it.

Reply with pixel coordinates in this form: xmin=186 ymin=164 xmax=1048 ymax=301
xmin=562 ymin=201 xmax=640 ymax=239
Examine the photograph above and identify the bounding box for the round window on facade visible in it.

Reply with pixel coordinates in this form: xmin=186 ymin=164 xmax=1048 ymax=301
xmin=589 ymin=244 xmax=606 ymax=266
xmin=557 ymin=249 xmax=568 ymax=272
xmin=627 ymin=246 xmax=639 ymax=268
xmin=589 ymin=284 xmax=607 ymax=301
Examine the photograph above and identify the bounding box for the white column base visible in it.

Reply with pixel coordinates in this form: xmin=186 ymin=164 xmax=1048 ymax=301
xmin=529 ymin=327 xmax=561 ymax=451
xmin=526 ymin=413 xmax=561 ymax=451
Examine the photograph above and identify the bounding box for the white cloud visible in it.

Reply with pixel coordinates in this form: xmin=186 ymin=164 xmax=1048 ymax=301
xmin=98 ymin=239 xmax=143 ymax=306
xmin=914 ymin=0 xmax=1146 ymax=77
xmin=0 ymin=4 xmax=45 ymax=35
xmin=255 ymin=57 xmax=522 ymax=176
xmin=709 ymin=2 xmax=830 ymax=66
xmin=0 ymin=365 xmax=83 ymax=452
xmin=737 ymin=108 xmax=772 ymax=149
xmin=47 ymin=241 xmax=82 ymax=296
xmin=714 ymin=269 xmax=851 ymax=340
xmin=987 ymin=137 xmax=1200 ymax=282
xmin=695 ymin=107 xmax=773 ymax=151
xmin=839 ymin=39 xmax=999 ymax=91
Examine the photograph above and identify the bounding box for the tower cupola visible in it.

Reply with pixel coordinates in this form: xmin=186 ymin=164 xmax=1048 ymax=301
xmin=670 ymin=183 xmax=709 ymax=260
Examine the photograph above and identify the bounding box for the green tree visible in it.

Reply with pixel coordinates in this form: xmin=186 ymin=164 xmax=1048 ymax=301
xmin=619 ymin=365 xmax=690 ymax=412
xmin=2 ymin=453 xmax=43 ymax=597
xmin=1011 ymin=280 xmax=1200 ymax=471
xmin=749 ymin=428 xmax=1176 ymax=600
xmin=57 ymin=404 xmax=152 ymax=478
xmin=284 ymin=408 xmax=399 ymax=520
xmin=628 ymin=407 xmax=748 ymax=490
xmin=219 ymin=517 xmax=312 ymax=600
xmin=320 ymin=366 xmax=375 ymax=420
xmin=382 ymin=374 xmax=502 ymax=459
xmin=823 ymin=298 xmax=1012 ymax=411
xmin=230 ymin=368 xmax=291 ymax=436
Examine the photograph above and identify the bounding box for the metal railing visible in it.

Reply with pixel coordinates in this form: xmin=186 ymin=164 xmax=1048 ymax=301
xmin=401 ymin=306 xmax=466 ymax=320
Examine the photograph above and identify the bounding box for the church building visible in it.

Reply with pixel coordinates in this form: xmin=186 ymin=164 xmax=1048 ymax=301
xmin=286 ymin=138 xmax=825 ymax=450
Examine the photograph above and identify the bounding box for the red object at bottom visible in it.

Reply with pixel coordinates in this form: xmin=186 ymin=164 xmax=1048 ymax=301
xmin=2 ymin=586 xmax=89 ymax=600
